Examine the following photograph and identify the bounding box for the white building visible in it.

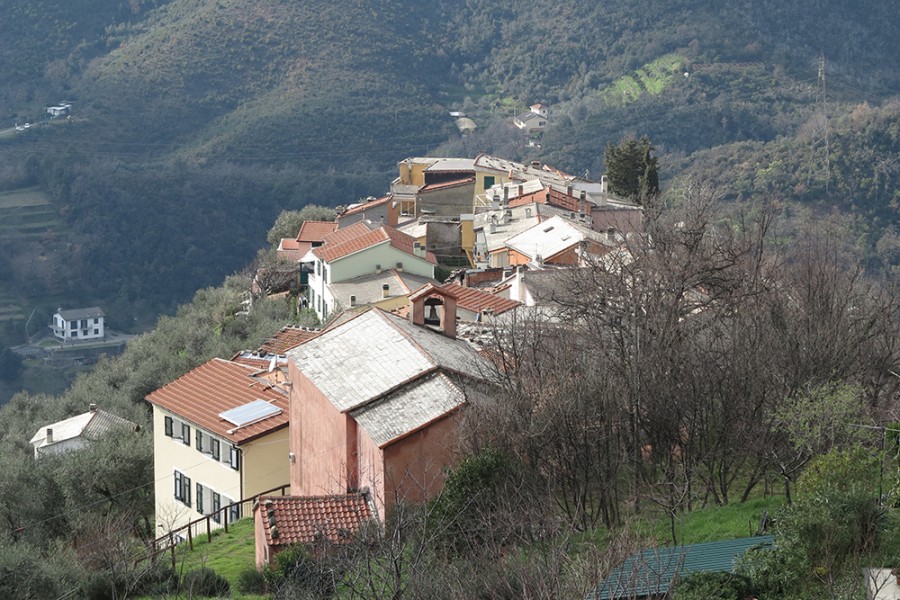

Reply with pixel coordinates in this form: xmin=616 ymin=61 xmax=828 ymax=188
xmin=29 ymin=405 xmax=137 ymax=458
xmin=306 ymin=221 xmax=436 ymax=322
xmin=51 ymin=307 xmax=105 ymax=341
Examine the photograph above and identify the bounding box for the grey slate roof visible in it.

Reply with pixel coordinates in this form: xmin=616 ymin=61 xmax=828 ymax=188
xmin=57 ymin=307 xmax=104 ymax=320
xmin=328 ymin=270 xmax=436 ymax=309
xmin=30 ymin=409 xmax=137 ymax=449
xmin=350 ymin=372 xmax=466 ymax=447
xmin=588 ymin=536 xmax=774 ymax=600
xmin=287 ymin=308 xmax=488 ymax=414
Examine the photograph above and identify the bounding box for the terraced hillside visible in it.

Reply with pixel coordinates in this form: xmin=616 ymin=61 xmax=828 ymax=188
xmin=0 ymin=187 xmax=71 ymax=330
xmin=0 ymin=187 xmax=62 ymax=239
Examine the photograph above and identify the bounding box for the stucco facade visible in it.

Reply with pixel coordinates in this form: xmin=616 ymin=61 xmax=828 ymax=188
xmin=308 ymin=241 xmax=435 ymax=321
xmin=151 ymin=405 xmax=290 ymax=535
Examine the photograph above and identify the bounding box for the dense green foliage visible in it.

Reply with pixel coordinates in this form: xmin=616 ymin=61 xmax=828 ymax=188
xmin=603 ymin=136 xmax=659 ymax=203
xmin=673 ymin=571 xmax=753 ymax=600
xmin=736 ymin=446 xmax=886 ymax=599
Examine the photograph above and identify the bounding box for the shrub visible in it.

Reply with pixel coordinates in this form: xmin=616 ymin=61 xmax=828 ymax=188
xmin=181 ymin=566 xmax=230 ymax=597
xmin=265 ymin=545 xmax=337 ymax=599
xmin=237 ymin=565 xmax=266 ymax=595
xmin=673 ymin=571 xmax=753 ymax=600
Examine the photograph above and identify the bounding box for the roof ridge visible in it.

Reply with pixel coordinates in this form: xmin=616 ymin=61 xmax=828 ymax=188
xmin=347 ymin=364 xmax=442 ymax=415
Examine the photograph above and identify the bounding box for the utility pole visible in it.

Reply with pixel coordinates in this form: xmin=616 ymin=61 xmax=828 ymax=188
xmin=806 ymin=53 xmax=831 ymax=194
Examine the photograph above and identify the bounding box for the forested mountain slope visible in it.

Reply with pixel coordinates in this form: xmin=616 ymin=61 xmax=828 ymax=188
xmin=0 ymin=0 xmax=896 ymax=333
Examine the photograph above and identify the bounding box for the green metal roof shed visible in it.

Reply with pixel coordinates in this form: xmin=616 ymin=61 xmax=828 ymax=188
xmin=588 ymin=535 xmax=774 ymax=600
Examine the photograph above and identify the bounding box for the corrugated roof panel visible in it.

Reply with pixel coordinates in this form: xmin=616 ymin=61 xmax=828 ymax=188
xmin=589 ymin=536 xmax=774 ymax=600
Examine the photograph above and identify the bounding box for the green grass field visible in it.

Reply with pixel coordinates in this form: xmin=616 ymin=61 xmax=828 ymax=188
xmin=0 ymin=187 xmax=51 ymax=208
xmin=168 ymin=518 xmax=265 ymax=599
xmin=600 ymin=53 xmax=685 ymax=106
xmin=0 ymin=187 xmax=62 ymax=235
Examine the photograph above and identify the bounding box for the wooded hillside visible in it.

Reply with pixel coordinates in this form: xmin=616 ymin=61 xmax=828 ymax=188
xmin=0 ymin=0 xmax=896 ymax=336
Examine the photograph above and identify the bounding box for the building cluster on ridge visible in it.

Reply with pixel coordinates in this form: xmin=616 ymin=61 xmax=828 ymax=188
xmin=34 ymin=153 xmax=643 ymax=570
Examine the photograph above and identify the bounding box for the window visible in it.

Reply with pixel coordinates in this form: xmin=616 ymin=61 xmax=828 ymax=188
xmin=483 ymin=175 xmax=495 ymax=191
xmin=212 ymin=492 xmax=221 ymax=523
xmin=164 ymin=416 xmax=173 ymax=437
xmin=71 ymin=331 xmax=78 ymax=338
xmin=195 ymin=430 xmax=204 ymax=452
xmin=80 ymin=319 xmax=88 ymax=328
xmin=181 ymin=423 xmax=190 ymax=445
xmin=70 ymin=320 xmax=77 ymax=330
xmin=196 ymin=483 xmax=205 ymax=514
xmin=93 ymin=318 xmax=99 ymax=324
xmin=229 ymin=446 xmax=241 ymax=470
xmin=210 ymin=438 xmax=220 ymax=461
xmin=93 ymin=329 xmax=99 ymax=335
xmin=228 ymin=501 xmax=241 ymax=523
xmin=174 ymin=470 xmax=192 ymax=507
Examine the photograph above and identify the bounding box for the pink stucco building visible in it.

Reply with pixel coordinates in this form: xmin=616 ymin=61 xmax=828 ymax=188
xmin=285 ymin=284 xmax=493 ymax=519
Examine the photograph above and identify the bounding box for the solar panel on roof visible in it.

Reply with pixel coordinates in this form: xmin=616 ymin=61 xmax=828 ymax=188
xmin=219 ymin=399 xmax=281 ymax=428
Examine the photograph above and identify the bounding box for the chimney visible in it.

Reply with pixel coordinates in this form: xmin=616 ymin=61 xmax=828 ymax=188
xmin=601 ymin=175 xmax=609 ymax=194
xmin=580 ymin=191 xmax=587 ymax=217
xmin=89 ymin=403 xmax=97 ymax=412
xmin=567 ymin=185 xmax=573 ymax=197
xmin=349 ymin=295 xmax=357 ymax=307
xmin=395 ymin=261 xmax=404 ymax=272
xmin=413 ymin=242 xmax=425 ymax=258
xmin=531 ymin=160 xmax=541 ymax=168
xmin=46 ymin=428 xmax=53 ymax=443
xmin=382 ymin=283 xmax=390 ymax=299
xmin=375 ymin=264 xmax=382 ymax=274
xmin=502 ymin=186 xmax=509 ymax=207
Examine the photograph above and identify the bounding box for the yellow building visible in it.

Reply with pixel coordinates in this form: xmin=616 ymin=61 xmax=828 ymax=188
xmin=145 ymin=358 xmax=291 ymax=536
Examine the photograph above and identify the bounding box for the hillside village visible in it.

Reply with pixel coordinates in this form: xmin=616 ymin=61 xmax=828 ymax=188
xmin=139 ymin=153 xmax=644 ymax=566
xmin=21 ymin=152 xmax=900 ymax=598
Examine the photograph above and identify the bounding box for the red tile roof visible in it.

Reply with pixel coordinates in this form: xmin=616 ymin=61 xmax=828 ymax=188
xmin=508 ymin=187 xmax=582 ymax=213
xmin=278 ymin=238 xmax=301 ymax=251
xmin=314 ymin=225 xmax=437 ymax=264
xmin=257 ymin=494 xmax=373 ymax=547
xmin=296 ymin=221 xmax=338 ymax=243
xmin=321 ymin=221 xmax=377 ymax=246
xmin=231 ymin=356 xmax=273 ymax=370
xmin=441 ymin=283 xmax=520 ymax=315
xmin=340 ymin=195 xmax=391 ymax=217
xmin=259 ymin=326 xmax=321 ymax=355
xmin=145 ymin=358 xmax=288 ymax=445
